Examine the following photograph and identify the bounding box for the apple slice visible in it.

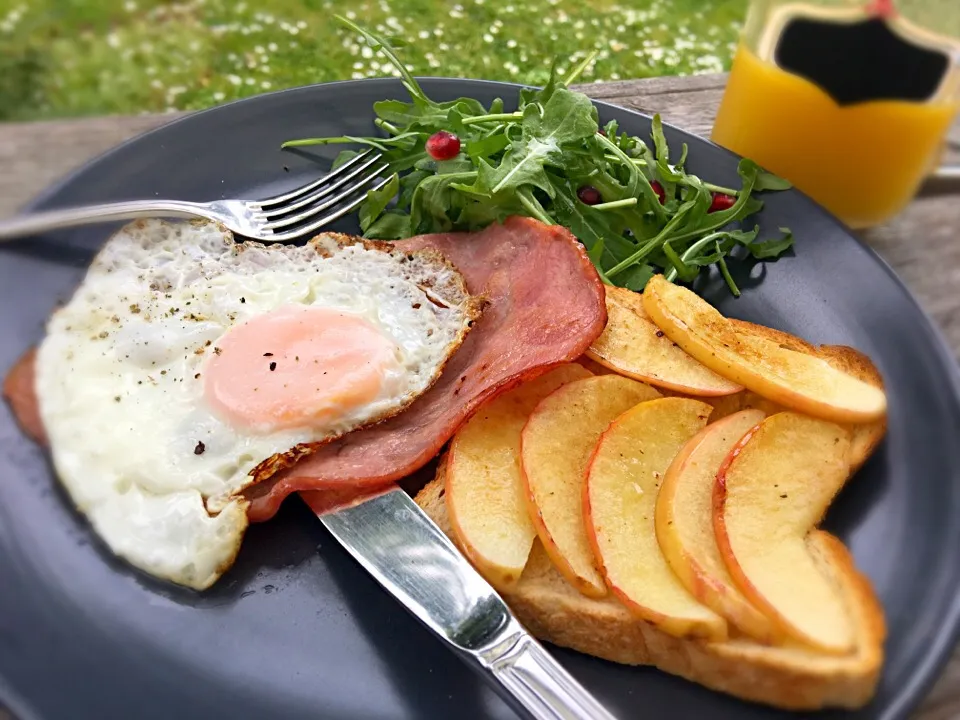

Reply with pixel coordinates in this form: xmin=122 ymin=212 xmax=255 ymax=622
xmin=727 ymin=344 xmax=886 ymax=472
xmin=705 ymin=347 xmax=885 ymax=469
xmin=714 ymin=411 xmax=854 ymax=653
xmin=727 ymin=318 xmax=817 ymax=355
xmin=726 ymin=330 xmax=886 ymax=469
xmin=642 ymin=275 xmax=886 ymax=423
xmin=521 ymin=375 xmax=662 ymax=597
xmin=584 ymin=397 xmax=727 ymax=640
xmin=574 ymin=355 xmax=614 ymax=376
xmin=585 ymin=285 xmax=742 ymax=397
xmin=656 ymin=409 xmax=776 ymax=642
xmin=447 ymin=363 xmax=593 ymax=589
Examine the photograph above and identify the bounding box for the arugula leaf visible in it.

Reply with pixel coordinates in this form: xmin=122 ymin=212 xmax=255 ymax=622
xmin=373 ymin=99 xmax=428 ymax=127
xmin=587 ymin=238 xmax=606 ymax=265
xmin=527 ymin=87 xmax=598 ymax=146
xmin=551 ymin=178 xmax=620 ymax=256
xmin=664 ymin=159 xmax=763 ymax=245
xmin=434 ymin=156 xmax=476 ymax=175
xmin=519 ymin=60 xmax=560 ymax=108
xmin=747 ymin=228 xmax=795 ymax=259
xmin=456 ymin=198 xmax=518 ymax=228
xmin=365 ymin=210 xmax=412 ymax=239
xmin=478 ymin=147 xmax=557 ymax=198
xmin=662 ymin=242 xmax=699 ymax=282
xmin=458 ymin=90 xmax=596 ymax=201
xmin=562 ymin=50 xmax=598 ymax=86
xmin=517 ymin=188 xmax=554 ymax=225
xmin=651 ymin=114 xmax=682 ymax=183
xmin=332 ymin=149 xmax=359 ymax=170
xmin=673 ymin=174 xmax=713 ymax=235
xmin=410 ymin=171 xmax=478 ymax=233
xmin=619 ymin=264 xmax=657 ymax=292
xmin=594 ymin=133 xmax=665 ymax=223
xmin=740 ymin=195 xmax=766 ymax=219
xmin=282 ymin=17 xmax=798 ymax=299
xmin=755 ymin=169 xmax=792 ymax=191
xmin=716 ymin=249 xmax=741 ymax=297
xmin=335 ymin=15 xmax=431 ymax=105
xmin=359 ymin=173 xmax=399 ymax=232
xmin=465 ymin=129 xmax=510 ymax=160
xmin=282 ymin=133 xmax=419 ymax=152
xmin=397 ymin=168 xmax=430 ymax=209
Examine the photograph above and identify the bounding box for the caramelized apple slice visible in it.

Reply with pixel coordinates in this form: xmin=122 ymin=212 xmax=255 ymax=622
xmin=642 ymin=275 xmax=886 ymax=423
xmin=447 ymin=364 xmax=592 ymax=589
xmin=656 ymin=409 xmax=776 ymax=642
xmin=727 ymin=318 xmax=817 ymax=355
xmin=586 ymin=285 xmax=742 ymax=397
xmin=714 ymin=412 xmax=854 ymax=653
xmin=585 ymin=397 xmax=727 ymax=640
xmin=521 ymin=375 xmax=661 ymax=597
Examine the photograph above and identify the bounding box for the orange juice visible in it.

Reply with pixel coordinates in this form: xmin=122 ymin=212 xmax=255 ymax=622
xmin=712 ymin=44 xmax=958 ymax=228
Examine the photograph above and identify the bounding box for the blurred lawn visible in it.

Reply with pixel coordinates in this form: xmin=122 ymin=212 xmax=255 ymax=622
xmin=0 ymin=0 xmax=747 ymax=122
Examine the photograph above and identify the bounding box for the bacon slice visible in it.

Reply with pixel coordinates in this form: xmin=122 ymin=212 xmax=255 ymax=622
xmin=3 ymin=217 xmax=606 ymax=523
xmin=3 ymin=348 xmax=46 ymax=445
xmin=245 ymin=216 xmax=606 ymax=521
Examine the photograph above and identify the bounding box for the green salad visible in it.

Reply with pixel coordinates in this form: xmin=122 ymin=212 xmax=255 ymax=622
xmin=283 ymin=17 xmax=795 ymax=296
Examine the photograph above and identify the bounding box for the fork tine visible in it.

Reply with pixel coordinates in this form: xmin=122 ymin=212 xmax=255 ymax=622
xmin=259 ymin=157 xmax=390 ymax=221
xmin=252 ymin=149 xmax=380 ymax=208
xmin=261 ymin=165 xmax=389 ymax=231
xmin=267 ymin=175 xmax=394 ymax=242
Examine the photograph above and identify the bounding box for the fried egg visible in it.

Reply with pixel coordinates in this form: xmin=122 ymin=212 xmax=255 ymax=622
xmin=35 ymin=219 xmax=480 ymax=589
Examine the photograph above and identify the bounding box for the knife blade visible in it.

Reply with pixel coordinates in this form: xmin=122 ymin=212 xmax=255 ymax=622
xmin=314 ymin=487 xmax=617 ymax=720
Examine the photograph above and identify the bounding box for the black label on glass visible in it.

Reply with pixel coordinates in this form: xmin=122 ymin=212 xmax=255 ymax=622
xmin=774 ymin=16 xmax=949 ymax=105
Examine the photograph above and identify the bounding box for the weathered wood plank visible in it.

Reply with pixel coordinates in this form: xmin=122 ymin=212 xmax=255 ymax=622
xmin=0 ymin=73 xmax=958 ymax=720
xmin=1 ymin=73 xmax=956 ymax=216
xmin=0 ymin=113 xmax=185 ymax=218
xmin=861 ymin=195 xmax=960 ymax=354
xmin=577 ymin=73 xmax=729 ymax=137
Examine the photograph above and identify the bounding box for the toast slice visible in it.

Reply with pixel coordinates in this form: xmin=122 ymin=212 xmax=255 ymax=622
xmin=415 ymin=463 xmax=885 ymax=711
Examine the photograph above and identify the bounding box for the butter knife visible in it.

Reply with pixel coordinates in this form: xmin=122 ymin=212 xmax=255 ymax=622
xmin=315 ymin=487 xmax=617 ymax=720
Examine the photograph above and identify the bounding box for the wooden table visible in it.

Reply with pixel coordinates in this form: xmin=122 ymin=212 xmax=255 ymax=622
xmin=1 ymin=74 xmax=958 ymax=719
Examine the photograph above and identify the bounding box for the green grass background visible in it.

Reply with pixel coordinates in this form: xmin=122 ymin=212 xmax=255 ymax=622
xmin=0 ymin=0 xmax=747 ymax=121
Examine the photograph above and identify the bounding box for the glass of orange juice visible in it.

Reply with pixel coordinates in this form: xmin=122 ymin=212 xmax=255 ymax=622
xmin=711 ymin=0 xmax=960 ymax=228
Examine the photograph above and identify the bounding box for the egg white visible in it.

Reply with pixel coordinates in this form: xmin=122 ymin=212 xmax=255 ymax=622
xmin=35 ymin=219 xmax=478 ymax=589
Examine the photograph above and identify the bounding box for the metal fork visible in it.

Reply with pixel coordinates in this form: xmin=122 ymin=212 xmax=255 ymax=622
xmin=0 ymin=150 xmax=389 ymax=243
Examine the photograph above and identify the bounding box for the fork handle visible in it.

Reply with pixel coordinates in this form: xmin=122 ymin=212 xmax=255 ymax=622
xmin=0 ymin=200 xmax=207 ymax=241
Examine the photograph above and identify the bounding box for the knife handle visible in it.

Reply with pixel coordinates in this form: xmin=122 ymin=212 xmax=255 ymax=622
xmin=477 ymin=618 xmax=616 ymax=720
xmin=316 ymin=489 xmax=615 ymax=720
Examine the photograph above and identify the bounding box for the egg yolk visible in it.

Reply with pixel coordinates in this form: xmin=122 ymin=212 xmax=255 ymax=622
xmin=204 ymin=305 xmax=399 ymax=432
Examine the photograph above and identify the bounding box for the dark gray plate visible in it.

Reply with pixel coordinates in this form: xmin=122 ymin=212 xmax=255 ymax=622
xmin=1 ymin=79 xmax=959 ymax=720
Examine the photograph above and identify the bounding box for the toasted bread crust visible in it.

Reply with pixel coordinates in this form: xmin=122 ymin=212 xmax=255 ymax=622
xmin=816 ymin=345 xmax=887 ymax=472
xmin=415 ymin=463 xmax=884 ymax=711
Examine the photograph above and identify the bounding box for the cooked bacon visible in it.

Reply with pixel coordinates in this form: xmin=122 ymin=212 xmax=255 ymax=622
xmin=4 ymin=348 xmax=46 ymax=445
xmin=3 ymin=217 xmax=606 ymax=523
xmin=245 ymin=216 xmax=606 ymax=521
